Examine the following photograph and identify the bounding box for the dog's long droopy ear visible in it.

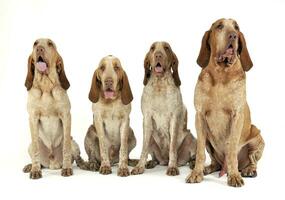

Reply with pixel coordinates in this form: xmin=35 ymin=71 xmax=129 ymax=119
xmin=88 ymin=69 xmax=101 ymax=103
xmin=25 ymin=55 xmax=34 ymax=90
xmin=238 ymin=32 xmax=253 ymax=71
xmin=121 ymin=71 xmax=133 ymax=105
xmin=197 ymin=30 xmax=211 ymax=68
xmin=143 ymin=52 xmax=151 ymax=85
xmin=171 ymin=51 xmax=181 ymax=87
xmin=56 ymin=55 xmax=70 ymax=90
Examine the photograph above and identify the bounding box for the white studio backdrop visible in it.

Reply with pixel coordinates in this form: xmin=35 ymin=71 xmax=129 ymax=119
xmin=0 ymin=0 xmax=284 ymax=199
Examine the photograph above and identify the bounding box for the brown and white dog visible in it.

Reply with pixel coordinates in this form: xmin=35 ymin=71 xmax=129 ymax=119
xmin=23 ymin=38 xmax=87 ymax=179
xmin=186 ymin=19 xmax=265 ymax=187
xmin=131 ymin=42 xmax=197 ymax=176
xmin=84 ymin=55 xmax=136 ymax=176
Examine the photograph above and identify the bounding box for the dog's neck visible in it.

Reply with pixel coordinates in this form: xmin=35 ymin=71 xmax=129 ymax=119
xmin=148 ymin=71 xmax=175 ymax=89
xmin=33 ymin=69 xmax=60 ymax=93
xmin=206 ymin=56 xmax=245 ymax=85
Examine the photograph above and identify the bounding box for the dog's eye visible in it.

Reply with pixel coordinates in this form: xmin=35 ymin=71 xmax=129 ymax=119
xmin=234 ymin=25 xmax=239 ymax=30
xmin=47 ymin=41 xmax=53 ymax=47
xmin=164 ymin=46 xmax=170 ymax=51
xmin=114 ymin=65 xmax=119 ymax=71
xmin=33 ymin=41 xmax=38 ymax=46
xmin=100 ymin=65 xmax=105 ymax=71
xmin=217 ymin=24 xmax=224 ymax=30
xmin=150 ymin=45 xmax=155 ymax=51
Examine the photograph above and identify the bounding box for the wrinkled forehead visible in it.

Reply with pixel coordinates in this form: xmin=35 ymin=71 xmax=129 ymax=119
xmin=100 ymin=55 xmax=121 ymax=68
xmin=33 ymin=38 xmax=57 ymax=49
xmin=152 ymin=41 xmax=170 ymax=50
xmin=211 ymin=18 xmax=238 ymax=29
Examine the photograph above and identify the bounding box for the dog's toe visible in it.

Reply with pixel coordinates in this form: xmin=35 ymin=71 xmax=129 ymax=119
xmin=99 ymin=165 xmax=112 ymax=175
xmin=228 ymin=174 xmax=244 ymax=187
xmin=166 ymin=167 xmax=180 ymax=176
xmin=185 ymin=171 xmax=203 ymax=183
xmin=30 ymin=170 xmax=42 ymax=179
xmin=131 ymin=166 xmax=144 ymax=175
xmin=61 ymin=168 xmax=73 ymax=177
xmin=117 ymin=167 xmax=130 ymax=177
xmin=241 ymin=166 xmax=257 ymax=178
xmin=23 ymin=164 xmax=32 ymax=173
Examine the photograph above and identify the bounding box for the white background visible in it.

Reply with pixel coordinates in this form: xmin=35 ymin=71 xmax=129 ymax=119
xmin=0 ymin=0 xmax=284 ymax=199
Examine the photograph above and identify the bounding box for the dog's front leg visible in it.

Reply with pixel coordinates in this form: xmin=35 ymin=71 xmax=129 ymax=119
xmin=167 ymin=114 xmax=179 ymax=176
xmin=131 ymin=115 xmax=152 ymax=175
xmin=60 ymin=112 xmax=73 ymax=177
xmin=186 ymin=112 xmax=206 ymax=183
xmin=118 ymin=117 xmax=130 ymax=177
xmin=29 ymin=114 xmax=42 ymax=179
xmin=226 ymin=109 xmax=245 ymax=187
xmin=95 ymin=118 xmax=112 ymax=175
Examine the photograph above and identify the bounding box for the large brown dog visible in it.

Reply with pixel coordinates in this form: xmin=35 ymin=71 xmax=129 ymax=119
xmin=186 ymin=19 xmax=264 ymax=187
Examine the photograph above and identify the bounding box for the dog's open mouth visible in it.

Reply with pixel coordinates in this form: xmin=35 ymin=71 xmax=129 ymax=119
xmin=154 ymin=62 xmax=163 ymax=73
xmin=36 ymin=56 xmax=48 ymax=73
xmin=218 ymin=44 xmax=236 ymax=65
xmin=104 ymin=88 xmax=115 ymax=99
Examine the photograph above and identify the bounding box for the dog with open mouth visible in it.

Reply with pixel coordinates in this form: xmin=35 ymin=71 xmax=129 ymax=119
xmin=185 ymin=19 xmax=265 ymax=187
xmin=84 ymin=55 xmax=137 ymax=176
xmin=23 ymin=39 xmax=87 ymax=179
xmin=131 ymin=42 xmax=197 ymax=176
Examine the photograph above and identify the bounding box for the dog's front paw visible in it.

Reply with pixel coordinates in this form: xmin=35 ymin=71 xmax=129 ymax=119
xmin=30 ymin=170 xmax=42 ymax=179
xmin=131 ymin=166 xmax=144 ymax=175
xmin=185 ymin=170 xmax=203 ymax=183
xmin=166 ymin=167 xmax=180 ymax=176
xmin=228 ymin=174 xmax=244 ymax=187
xmin=241 ymin=165 xmax=257 ymax=178
xmin=117 ymin=166 xmax=130 ymax=177
xmin=99 ymin=165 xmax=112 ymax=175
xmin=61 ymin=168 xmax=73 ymax=177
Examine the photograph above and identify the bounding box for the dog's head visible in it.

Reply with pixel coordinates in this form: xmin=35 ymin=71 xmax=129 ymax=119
xmin=197 ymin=19 xmax=253 ymax=71
xmin=144 ymin=41 xmax=180 ymax=87
xmin=25 ymin=38 xmax=69 ymax=90
xmin=89 ymin=55 xmax=133 ymax=105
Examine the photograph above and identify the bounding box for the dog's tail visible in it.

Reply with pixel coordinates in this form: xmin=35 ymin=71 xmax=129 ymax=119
xmin=128 ymin=159 xmax=139 ymax=167
xmin=75 ymin=155 xmax=89 ymax=170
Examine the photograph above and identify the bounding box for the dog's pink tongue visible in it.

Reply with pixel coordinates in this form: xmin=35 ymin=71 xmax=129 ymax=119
xmin=104 ymin=91 xmax=114 ymax=99
xmin=36 ymin=62 xmax=47 ymax=72
xmin=225 ymin=48 xmax=234 ymax=56
xmin=155 ymin=67 xmax=163 ymax=73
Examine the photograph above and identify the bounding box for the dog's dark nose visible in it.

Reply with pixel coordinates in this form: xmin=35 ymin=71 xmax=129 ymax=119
xmin=105 ymin=78 xmax=113 ymax=88
xmin=36 ymin=46 xmax=45 ymax=54
xmin=155 ymin=51 xmax=163 ymax=60
xmin=229 ymin=32 xmax=237 ymax=40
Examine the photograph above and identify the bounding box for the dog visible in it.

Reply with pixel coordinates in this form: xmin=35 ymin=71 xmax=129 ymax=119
xmin=131 ymin=42 xmax=197 ymax=176
xmin=23 ymin=38 xmax=87 ymax=179
xmin=186 ymin=19 xmax=265 ymax=187
xmin=84 ymin=55 xmax=137 ymax=176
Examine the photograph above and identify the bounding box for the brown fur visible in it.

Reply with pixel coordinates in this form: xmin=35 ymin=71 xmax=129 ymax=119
xmin=186 ymin=19 xmax=264 ymax=187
